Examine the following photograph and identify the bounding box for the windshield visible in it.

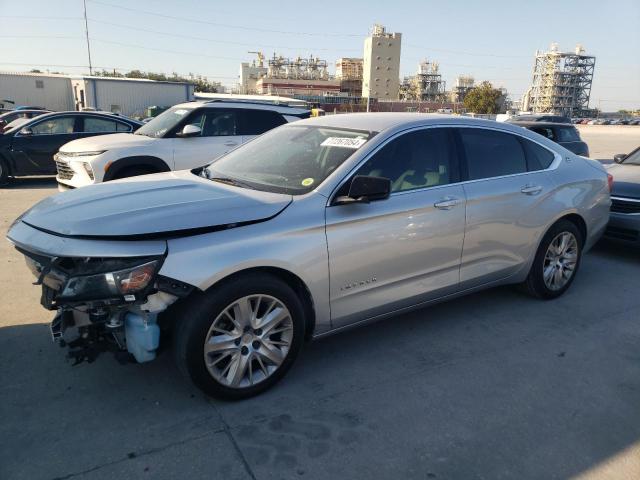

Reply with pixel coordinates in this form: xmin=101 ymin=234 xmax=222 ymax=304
xmin=134 ymin=106 xmax=193 ymax=138
xmin=623 ymin=148 xmax=640 ymax=165
xmin=205 ymin=125 xmax=372 ymax=195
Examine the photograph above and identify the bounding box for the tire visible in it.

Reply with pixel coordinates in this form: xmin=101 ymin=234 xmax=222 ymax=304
xmin=173 ymin=273 xmax=306 ymax=400
xmin=522 ymin=219 xmax=583 ymax=299
xmin=111 ymin=166 xmax=156 ymax=180
xmin=0 ymin=157 xmax=9 ymax=187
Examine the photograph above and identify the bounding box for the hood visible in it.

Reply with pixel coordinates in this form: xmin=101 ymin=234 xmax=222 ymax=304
xmin=608 ymin=163 xmax=640 ymax=199
xmin=60 ymin=133 xmax=156 ymax=152
xmin=19 ymin=170 xmax=292 ymax=238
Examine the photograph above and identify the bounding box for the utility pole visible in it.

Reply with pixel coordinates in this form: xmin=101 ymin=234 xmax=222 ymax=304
xmin=83 ymin=0 xmax=93 ymax=75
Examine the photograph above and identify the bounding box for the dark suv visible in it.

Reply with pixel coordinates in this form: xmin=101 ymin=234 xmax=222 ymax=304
xmin=507 ymin=121 xmax=589 ymax=157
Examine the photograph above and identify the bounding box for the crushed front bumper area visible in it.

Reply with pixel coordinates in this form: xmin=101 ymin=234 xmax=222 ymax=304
xmin=49 ymin=307 xmax=163 ymax=365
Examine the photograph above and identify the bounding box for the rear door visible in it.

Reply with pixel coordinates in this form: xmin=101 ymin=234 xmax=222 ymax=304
xmin=456 ymin=127 xmax=557 ymax=287
xmin=78 ymin=115 xmax=135 ymax=140
xmin=172 ymin=109 xmax=242 ymax=169
xmin=325 ymin=127 xmax=467 ymax=328
xmin=239 ymin=109 xmax=287 ymax=143
xmin=10 ymin=115 xmax=80 ymax=175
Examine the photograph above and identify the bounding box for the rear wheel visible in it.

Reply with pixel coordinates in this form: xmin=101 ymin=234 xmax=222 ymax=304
xmin=173 ymin=273 xmax=305 ymax=400
xmin=523 ymin=219 xmax=583 ymax=299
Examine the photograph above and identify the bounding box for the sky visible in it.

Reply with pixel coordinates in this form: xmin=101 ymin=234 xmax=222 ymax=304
xmin=1 ymin=0 xmax=639 ymax=110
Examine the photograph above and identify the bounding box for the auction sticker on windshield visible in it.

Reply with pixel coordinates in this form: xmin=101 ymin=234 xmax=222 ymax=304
xmin=321 ymin=137 xmax=367 ymax=149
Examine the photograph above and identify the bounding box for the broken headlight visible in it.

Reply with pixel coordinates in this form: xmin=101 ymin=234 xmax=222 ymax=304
xmin=59 ymin=260 xmax=161 ymax=301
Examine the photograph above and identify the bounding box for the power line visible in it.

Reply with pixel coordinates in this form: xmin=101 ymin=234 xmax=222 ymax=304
xmin=87 ymin=0 xmax=362 ymax=37
xmin=87 ymin=18 xmax=362 ymax=53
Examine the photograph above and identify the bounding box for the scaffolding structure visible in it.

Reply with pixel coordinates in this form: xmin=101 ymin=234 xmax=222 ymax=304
xmin=528 ymin=44 xmax=595 ymax=117
xmin=450 ymin=75 xmax=475 ymax=103
xmin=399 ymin=59 xmax=446 ymax=102
xmin=266 ymin=53 xmax=330 ymax=80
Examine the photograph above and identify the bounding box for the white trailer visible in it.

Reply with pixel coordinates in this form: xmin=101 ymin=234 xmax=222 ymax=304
xmin=70 ymin=76 xmax=195 ymax=117
xmin=0 ymin=72 xmax=74 ymax=111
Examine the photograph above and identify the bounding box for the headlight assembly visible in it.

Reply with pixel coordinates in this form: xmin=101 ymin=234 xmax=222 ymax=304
xmin=59 ymin=260 xmax=161 ymax=301
xmin=60 ymin=150 xmax=106 ymax=157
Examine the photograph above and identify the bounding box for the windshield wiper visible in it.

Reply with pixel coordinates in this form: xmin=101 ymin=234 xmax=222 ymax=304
xmin=209 ymin=176 xmax=256 ymax=190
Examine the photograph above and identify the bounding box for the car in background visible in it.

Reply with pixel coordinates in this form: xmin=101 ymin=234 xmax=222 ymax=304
xmin=55 ymin=100 xmax=311 ymax=190
xmin=507 ymin=114 xmax=572 ymax=124
xmin=0 ymin=111 xmax=142 ymax=186
xmin=507 ymin=121 xmax=589 ymax=157
xmin=0 ymin=109 xmax=51 ymax=131
xmin=604 ymin=146 xmax=640 ymax=245
xmin=7 ymin=114 xmax=610 ymax=399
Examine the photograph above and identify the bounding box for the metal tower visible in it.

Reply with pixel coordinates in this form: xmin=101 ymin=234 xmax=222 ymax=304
xmin=528 ymin=44 xmax=595 ymax=117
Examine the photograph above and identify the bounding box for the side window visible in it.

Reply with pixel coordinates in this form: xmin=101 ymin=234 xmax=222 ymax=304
xmin=116 ymin=122 xmax=132 ymax=132
xmin=356 ymin=128 xmax=457 ymax=193
xmin=521 ymin=138 xmax=555 ymax=171
xmin=530 ymin=127 xmax=555 ymax=140
xmin=556 ymin=126 xmax=579 ymax=142
xmin=30 ymin=117 xmax=75 ymax=135
xmin=240 ymin=110 xmax=287 ymax=135
xmin=83 ymin=117 xmax=119 ymax=133
xmin=459 ymin=128 xmax=527 ymax=180
xmin=202 ymin=111 xmax=239 ymax=137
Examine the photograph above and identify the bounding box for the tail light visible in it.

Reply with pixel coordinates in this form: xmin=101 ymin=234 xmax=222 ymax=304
xmin=607 ymin=173 xmax=614 ymax=192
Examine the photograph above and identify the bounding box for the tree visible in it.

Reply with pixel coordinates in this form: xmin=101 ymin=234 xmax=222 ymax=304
xmin=463 ymin=81 xmax=504 ymax=114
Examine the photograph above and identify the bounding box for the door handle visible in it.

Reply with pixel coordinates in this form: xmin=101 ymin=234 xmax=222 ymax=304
xmin=521 ymin=185 xmax=543 ymax=195
xmin=224 ymin=142 xmax=239 ymax=147
xmin=434 ymin=196 xmax=462 ymax=210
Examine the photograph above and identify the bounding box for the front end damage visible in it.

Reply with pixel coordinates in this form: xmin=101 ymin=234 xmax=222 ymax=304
xmin=12 ymin=240 xmax=193 ymax=365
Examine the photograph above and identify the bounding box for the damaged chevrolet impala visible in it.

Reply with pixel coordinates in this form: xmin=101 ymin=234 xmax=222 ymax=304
xmin=7 ymin=113 xmax=610 ymax=399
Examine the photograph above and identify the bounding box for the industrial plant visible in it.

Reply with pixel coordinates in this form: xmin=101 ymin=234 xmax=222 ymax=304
xmin=1 ymin=23 xmax=600 ymax=117
xmin=524 ymin=44 xmax=596 ymax=117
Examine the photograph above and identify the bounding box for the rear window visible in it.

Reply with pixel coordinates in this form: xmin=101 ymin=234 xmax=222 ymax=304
xmin=556 ymin=126 xmax=580 ymax=142
xmin=520 ymin=138 xmax=555 ymax=171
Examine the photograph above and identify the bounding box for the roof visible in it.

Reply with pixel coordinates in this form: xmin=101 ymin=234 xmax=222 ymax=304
xmin=69 ymin=75 xmax=194 ymax=86
xmin=508 ymin=121 xmax=575 ymax=127
xmin=294 ymin=112 xmax=514 ymax=133
xmin=194 ymin=92 xmax=308 ymax=107
xmin=171 ymin=100 xmax=310 ymax=114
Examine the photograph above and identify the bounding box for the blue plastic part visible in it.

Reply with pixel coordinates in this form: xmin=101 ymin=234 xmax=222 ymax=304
xmin=124 ymin=312 xmax=160 ymax=363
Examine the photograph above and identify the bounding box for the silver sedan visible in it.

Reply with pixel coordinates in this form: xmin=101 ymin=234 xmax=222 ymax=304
xmin=7 ymin=113 xmax=611 ymax=399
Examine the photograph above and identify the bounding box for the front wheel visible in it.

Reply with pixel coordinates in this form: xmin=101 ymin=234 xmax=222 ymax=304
xmin=173 ymin=273 xmax=305 ymax=400
xmin=522 ymin=219 xmax=583 ymax=299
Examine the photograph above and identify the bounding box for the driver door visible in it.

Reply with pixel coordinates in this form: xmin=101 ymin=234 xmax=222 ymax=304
xmin=325 ymin=128 xmax=467 ymax=328
xmin=172 ymin=109 xmax=242 ymax=170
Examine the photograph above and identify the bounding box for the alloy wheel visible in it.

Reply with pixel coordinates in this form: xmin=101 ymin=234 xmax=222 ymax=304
xmin=203 ymin=294 xmax=293 ymax=388
xmin=543 ymin=232 xmax=578 ymax=291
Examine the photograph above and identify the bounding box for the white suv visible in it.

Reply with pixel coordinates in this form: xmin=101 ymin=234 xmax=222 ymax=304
xmin=55 ymin=101 xmax=310 ymax=190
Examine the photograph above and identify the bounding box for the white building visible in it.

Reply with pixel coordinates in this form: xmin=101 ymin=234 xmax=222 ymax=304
xmin=362 ymin=24 xmax=402 ymax=100
xmin=0 ymin=72 xmax=74 ymax=110
xmin=70 ymin=76 xmax=194 ymax=117
xmin=0 ymin=72 xmax=194 ymax=117
xmin=239 ymin=62 xmax=268 ymax=94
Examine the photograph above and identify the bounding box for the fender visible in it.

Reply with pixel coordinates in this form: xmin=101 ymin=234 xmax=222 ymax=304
xmin=103 ymin=156 xmax=171 ymax=181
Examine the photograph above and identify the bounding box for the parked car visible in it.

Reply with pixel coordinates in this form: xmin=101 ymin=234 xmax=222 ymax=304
xmin=0 ymin=111 xmax=142 ymax=186
xmin=0 ymin=109 xmax=51 ymax=130
xmin=508 ymin=121 xmax=590 ymax=156
xmin=7 ymin=114 xmax=611 ymax=399
xmin=55 ymin=101 xmax=312 ymax=190
xmin=507 ymin=114 xmax=572 ymax=124
xmin=604 ymin=146 xmax=640 ymax=245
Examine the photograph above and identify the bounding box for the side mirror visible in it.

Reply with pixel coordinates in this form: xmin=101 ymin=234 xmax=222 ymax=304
xmin=613 ymin=153 xmax=626 ymax=164
xmin=176 ymin=124 xmax=201 ymax=138
xmin=335 ymin=175 xmax=391 ymax=205
xmin=18 ymin=127 xmax=33 ymax=136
